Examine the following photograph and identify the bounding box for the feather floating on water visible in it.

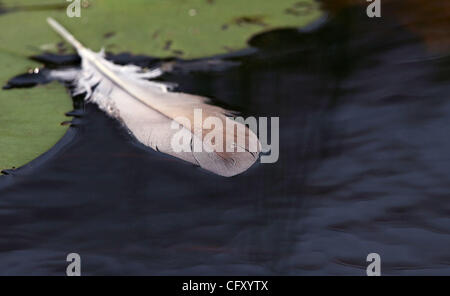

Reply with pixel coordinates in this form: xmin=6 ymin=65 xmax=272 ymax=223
xmin=46 ymin=18 xmax=260 ymax=177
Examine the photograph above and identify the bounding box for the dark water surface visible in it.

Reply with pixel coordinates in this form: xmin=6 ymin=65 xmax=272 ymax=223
xmin=1 ymin=2 xmax=449 ymax=275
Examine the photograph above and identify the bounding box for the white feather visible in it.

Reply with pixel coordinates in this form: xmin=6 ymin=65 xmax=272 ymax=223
xmin=46 ymin=18 xmax=260 ymax=177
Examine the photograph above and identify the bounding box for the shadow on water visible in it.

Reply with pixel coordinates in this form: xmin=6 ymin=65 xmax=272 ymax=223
xmin=0 ymin=1 xmax=449 ymax=275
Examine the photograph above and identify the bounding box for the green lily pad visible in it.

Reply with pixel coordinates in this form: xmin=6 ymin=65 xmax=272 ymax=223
xmin=0 ymin=51 xmax=71 ymax=172
xmin=0 ymin=0 xmax=323 ymax=58
xmin=0 ymin=0 xmax=322 ymax=172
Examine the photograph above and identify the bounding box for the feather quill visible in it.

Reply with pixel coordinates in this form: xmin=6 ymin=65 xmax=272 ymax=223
xmin=46 ymin=18 xmax=260 ymax=177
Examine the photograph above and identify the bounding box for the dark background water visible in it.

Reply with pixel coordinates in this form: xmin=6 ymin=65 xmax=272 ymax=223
xmin=0 ymin=2 xmax=449 ymax=275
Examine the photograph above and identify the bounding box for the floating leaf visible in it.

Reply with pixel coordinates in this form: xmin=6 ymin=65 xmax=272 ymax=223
xmin=0 ymin=52 xmax=71 ymax=172
xmin=0 ymin=0 xmax=323 ymax=58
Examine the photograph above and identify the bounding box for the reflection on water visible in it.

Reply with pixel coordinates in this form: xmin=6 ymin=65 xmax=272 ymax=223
xmin=0 ymin=2 xmax=449 ymax=275
xmin=323 ymin=0 xmax=450 ymax=52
